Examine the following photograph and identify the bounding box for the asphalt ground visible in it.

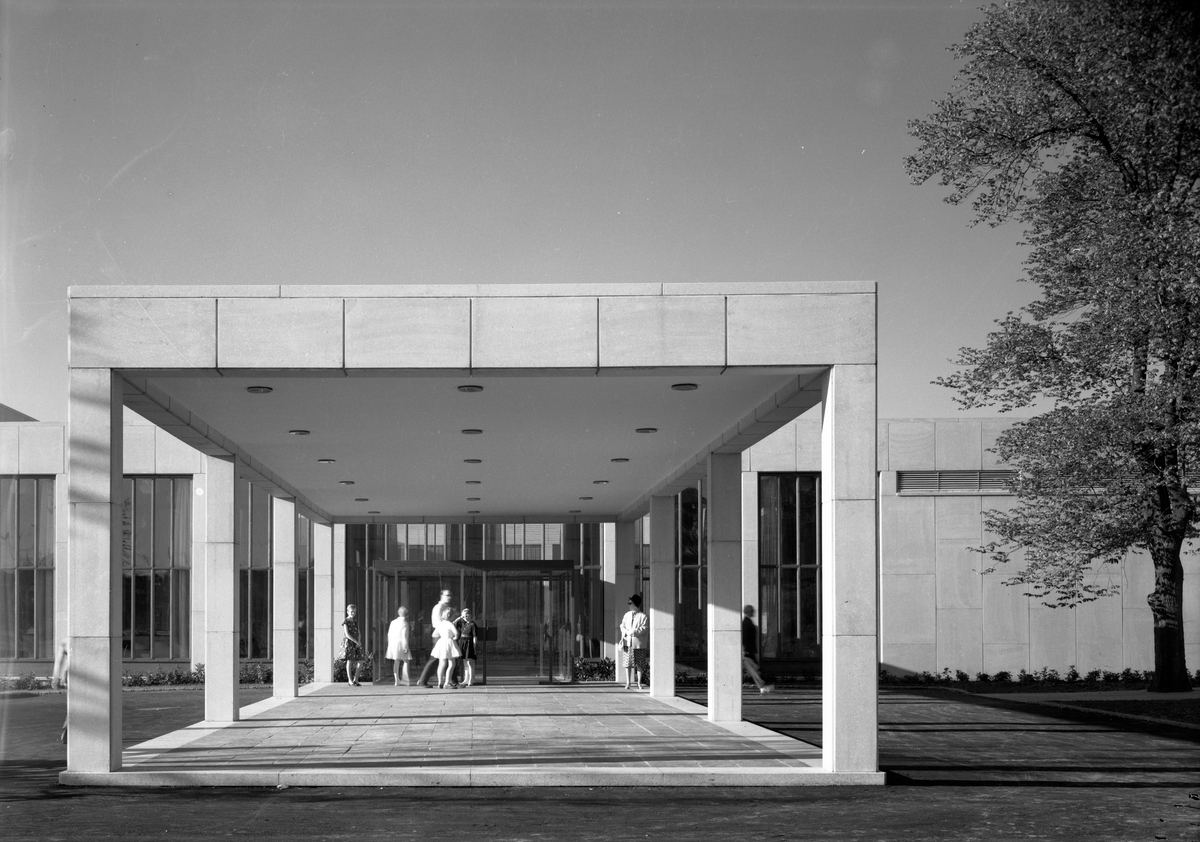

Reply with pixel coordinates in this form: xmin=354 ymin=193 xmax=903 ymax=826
xmin=2 ymin=685 xmax=1199 ymax=841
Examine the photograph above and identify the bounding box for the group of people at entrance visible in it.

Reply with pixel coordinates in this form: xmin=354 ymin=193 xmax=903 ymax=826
xmin=340 ymin=590 xmax=477 ymax=689
xmin=345 ymin=591 xmax=770 ymax=694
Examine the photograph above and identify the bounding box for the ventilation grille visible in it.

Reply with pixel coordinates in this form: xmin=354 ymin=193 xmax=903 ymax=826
xmin=896 ymin=470 xmax=1015 ymax=494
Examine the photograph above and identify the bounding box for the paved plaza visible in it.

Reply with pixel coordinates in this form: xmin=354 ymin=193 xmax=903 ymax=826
xmin=61 ymin=683 xmax=848 ymax=788
xmin=4 ymin=685 xmax=1200 ymax=840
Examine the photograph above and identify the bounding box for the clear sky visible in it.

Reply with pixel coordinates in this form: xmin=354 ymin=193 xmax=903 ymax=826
xmin=0 ymin=0 xmax=1032 ymax=423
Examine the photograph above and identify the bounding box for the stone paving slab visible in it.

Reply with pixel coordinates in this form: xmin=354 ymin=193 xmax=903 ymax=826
xmin=60 ymin=682 xmax=883 ymax=787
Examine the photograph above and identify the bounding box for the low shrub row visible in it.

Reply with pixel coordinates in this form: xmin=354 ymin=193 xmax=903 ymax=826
xmin=1 ymin=659 xmax=318 ymax=691
xmin=878 ymin=665 xmax=1200 ymax=688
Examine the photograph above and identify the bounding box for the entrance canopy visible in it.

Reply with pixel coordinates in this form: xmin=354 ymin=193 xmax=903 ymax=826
xmin=65 ymin=281 xmax=880 ymax=782
xmin=70 ymin=282 xmax=872 ymax=521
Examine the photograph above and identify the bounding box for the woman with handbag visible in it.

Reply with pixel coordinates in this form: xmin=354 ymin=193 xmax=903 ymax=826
xmin=619 ymin=594 xmax=649 ymax=690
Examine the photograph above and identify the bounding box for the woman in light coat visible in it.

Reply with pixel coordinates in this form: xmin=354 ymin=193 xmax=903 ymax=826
xmin=619 ymin=594 xmax=649 ymax=690
xmin=385 ymin=606 xmax=412 ymax=686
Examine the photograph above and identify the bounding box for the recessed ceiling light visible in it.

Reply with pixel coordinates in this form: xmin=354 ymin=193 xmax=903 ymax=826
xmin=318 ymin=458 xmax=336 ymax=464
xmin=671 ymin=383 xmax=699 ymax=391
xmin=339 ymin=480 xmax=355 ymax=486
xmin=246 ymin=386 xmax=273 ymax=394
xmin=289 ymin=429 xmax=310 ymax=436
xmin=461 ymin=429 xmax=483 ymax=435
xmin=466 ymin=480 xmax=481 ymax=485
xmin=355 ymin=497 xmax=369 ymax=502
xmin=463 ymin=458 xmax=483 ymax=464
xmin=579 ymin=496 xmax=593 ymax=501
xmin=593 ymin=480 xmax=608 ymax=485
xmin=611 ymin=458 xmax=629 ymax=463
xmin=457 ymin=384 xmax=484 ymax=393
xmin=467 ymin=497 xmax=480 ymax=501
xmin=468 ymin=510 xmax=480 ymax=515
xmin=635 ymin=427 xmax=657 ymax=434
xmin=368 ymin=511 xmax=379 ymax=514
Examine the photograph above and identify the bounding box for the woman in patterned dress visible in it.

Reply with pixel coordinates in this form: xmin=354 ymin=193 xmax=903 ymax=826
xmin=342 ymin=604 xmax=365 ymax=686
xmin=619 ymin=594 xmax=649 ymax=690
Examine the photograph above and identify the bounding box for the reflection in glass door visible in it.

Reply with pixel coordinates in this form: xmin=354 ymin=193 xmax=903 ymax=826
xmin=482 ymin=571 xmax=574 ymax=683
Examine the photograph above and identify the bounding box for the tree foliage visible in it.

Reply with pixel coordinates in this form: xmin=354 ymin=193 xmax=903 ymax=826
xmin=907 ymin=0 xmax=1200 ymax=691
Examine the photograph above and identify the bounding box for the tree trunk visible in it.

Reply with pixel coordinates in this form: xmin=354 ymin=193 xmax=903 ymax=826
xmin=1146 ymin=544 xmax=1191 ymax=693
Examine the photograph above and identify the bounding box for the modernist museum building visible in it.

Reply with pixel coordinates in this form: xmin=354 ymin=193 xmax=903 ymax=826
xmin=1 ymin=281 xmax=1196 ymax=784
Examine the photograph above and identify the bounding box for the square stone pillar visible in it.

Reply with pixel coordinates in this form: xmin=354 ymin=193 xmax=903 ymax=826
xmin=272 ymin=497 xmax=298 ymax=697
xmin=707 ymin=454 xmax=742 ymax=723
xmin=313 ymin=521 xmax=334 ymax=683
xmin=333 ymin=524 xmax=346 ymax=661
xmin=189 ymin=467 xmax=207 ymax=672
xmin=600 ymin=522 xmax=617 ymax=663
xmin=204 ymin=456 xmax=240 ymax=722
xmin=613 ymin=520 xmax=637 ymax=681
xmin=648 ymin=495 xmax=676 ymax=698
xmin=821 ymin=365 xmax=879 ymax=773
xmin=66 ymin=369 xmax=124 ymax=772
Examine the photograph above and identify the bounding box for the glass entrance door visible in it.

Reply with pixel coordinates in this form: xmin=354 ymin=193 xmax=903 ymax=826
xmin=369 ymin=569 xmax=482 ymax=684
xmin=483 ymin=570 xmax=573 ymax=683
xmin=368 ymin=562 xmax=574 ymax=685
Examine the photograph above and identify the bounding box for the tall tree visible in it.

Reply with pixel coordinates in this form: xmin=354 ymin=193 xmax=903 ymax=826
xmin=907 ymin=0 xmax=1200 ymax=692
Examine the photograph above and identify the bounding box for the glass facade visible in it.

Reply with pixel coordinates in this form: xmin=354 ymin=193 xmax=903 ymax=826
xmin=675 ymin=485 xmax=708 ymax=667
xmin=240 ymin=484 xmax=273 ymax=660
xmin=121 ymin=476 xmax=191 ymax=660
xmin=0 ymin=476 xmax=55 ymax=660
xmin=758 ymin=473 xmax=821 ymax=664
xmin=297 ymin=513 xmax=315 ymax=660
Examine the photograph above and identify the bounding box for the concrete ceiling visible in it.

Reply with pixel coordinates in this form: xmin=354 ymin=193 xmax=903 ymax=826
xmin=137 ymin=370 xmax=823 ymax=522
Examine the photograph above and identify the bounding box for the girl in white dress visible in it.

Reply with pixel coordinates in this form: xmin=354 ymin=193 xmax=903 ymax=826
xmin=385 ymin=606 xmax=412 ymax=686
xmin=430 ymin=604 xmax=461 ymax=690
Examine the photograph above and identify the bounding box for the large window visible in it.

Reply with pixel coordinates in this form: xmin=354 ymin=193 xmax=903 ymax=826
xmin=758 ymin=473 xmax=820 ymax=663
xmin=239 ymin=484 xmax=273 ymax=659
xmin=675 ymin=484 xmax=708 ymax=667
xmin=122 ymin=477 xmax=191 ymax=660
xmin=297 ymin=513 xmax=314 ymax=660
xmin=0 ymin=476 xmax=55 ymax=660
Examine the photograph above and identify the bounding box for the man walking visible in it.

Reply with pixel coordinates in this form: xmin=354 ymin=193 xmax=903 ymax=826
xmin=742 ymin=605 xmax=774 ymax=694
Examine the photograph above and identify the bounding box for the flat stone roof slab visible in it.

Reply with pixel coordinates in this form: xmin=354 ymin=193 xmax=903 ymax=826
xmin=59 ymin=683 xmax=883 ymax=788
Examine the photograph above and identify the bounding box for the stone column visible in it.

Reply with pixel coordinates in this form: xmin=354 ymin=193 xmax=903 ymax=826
xmin=707 ymin=454 xmax=742 ymax=723
xmin=648 ymin=495 xmax=676 ymax=698
xmin=820 ymin=365 xmax=879 ymax=773
xmin=204 ymin=456 xmax=239 ymax=722
xmin=189 ymin=467 xmax=207 ymax=672
xmin=272 ymin=497 xmax=298 ymax=698
xmin=600 ymin=522 xmax=616 ymax=663
xmin=332 ymin=524 xmax=346 ymax=677
xmin=613 ymin=520 xmax=637 ymax=682
xmin=66 ymin=369 xmax=124 ymax=772
xmin=313 ymin=521 xmax=334 ymax=683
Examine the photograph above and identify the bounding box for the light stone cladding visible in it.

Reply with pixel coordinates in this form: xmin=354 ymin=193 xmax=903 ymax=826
xmin=742 ymin=415 xmax=1200 ymax=678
